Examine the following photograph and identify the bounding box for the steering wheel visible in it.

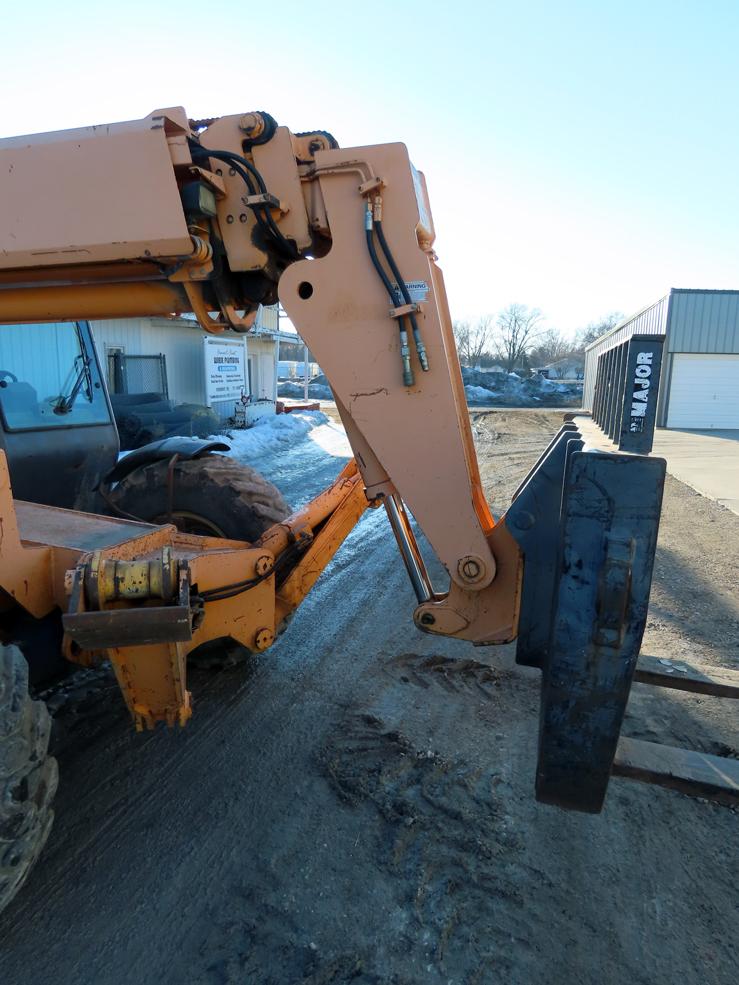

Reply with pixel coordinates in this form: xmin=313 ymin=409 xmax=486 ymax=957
xmin=0 ymin=370 xmax=17 ymax=383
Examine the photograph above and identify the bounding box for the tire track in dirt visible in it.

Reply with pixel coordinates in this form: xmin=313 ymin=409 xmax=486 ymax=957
xmin=319 ymin=712 xmax=533 ymax=982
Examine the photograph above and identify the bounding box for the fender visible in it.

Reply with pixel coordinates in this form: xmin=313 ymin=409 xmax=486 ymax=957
xmin=102 ymin=436 xmax=230 ymax=488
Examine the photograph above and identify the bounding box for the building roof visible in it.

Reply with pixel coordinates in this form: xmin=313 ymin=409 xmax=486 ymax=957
xmin=255 ymin=328 xmax=299 ymax=343
xmin=540 ymin=355 xmax=584 ymax=369
xmin=584 ymin=295 xmax=669 ymax=352
xmin=585 ymin=288 xmax=739 ymax=352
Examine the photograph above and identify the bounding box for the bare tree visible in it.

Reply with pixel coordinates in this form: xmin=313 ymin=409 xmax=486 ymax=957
xmin=548 ymin=360 xmax=574 ymax=380
xmin=573 ymin=312 xmax=624 ymax=352
xmin=452 ymin=320 xmax=471 ymax=365
xmin=453 ymin=316 xmax=493 ymax=367
xmin=494 ymin=304 xmax=544 ymax=373
xmin=529 ymin=327 xmax=571 ymax=368
xmin=468 ymin=315 xmax=494 ymax=368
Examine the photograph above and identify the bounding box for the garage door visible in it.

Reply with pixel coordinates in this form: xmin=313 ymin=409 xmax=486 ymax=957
xmin=667 ymin=354 xmax=739 ymax=429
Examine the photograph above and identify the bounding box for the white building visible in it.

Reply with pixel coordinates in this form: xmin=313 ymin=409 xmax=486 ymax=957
xmin=91 ymin=306 xmax=295 ymax=422
xmin=536 ymin=356 xmax=585 ymax=380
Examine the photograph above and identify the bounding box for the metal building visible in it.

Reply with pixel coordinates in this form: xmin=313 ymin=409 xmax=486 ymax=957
xmin=91 ymin=305 xmax=289 ymax=422
xmin=583 ymin=289 xmax=739 ymax=429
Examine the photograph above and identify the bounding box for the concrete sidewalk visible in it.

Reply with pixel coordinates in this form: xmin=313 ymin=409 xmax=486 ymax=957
xmin=573 ymin=416 xmax=739 ymax=515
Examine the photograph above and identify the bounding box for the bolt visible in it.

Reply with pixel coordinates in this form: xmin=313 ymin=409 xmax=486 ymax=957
xmin=457 ymin=555 xmax=485 ymax=583
xmin=226 ymin=214 xmax=234 ymax=224
xmin=254 ymin=555 xmax=273 ymax=577
xmin=512 ymin=510 xmax=535 ymax=531
xmin=239 ymin=112 xmax=263 ymax=136
xmin=239 ymin=213 xmax=247 ymax=223
xmin=254 ymin=627 xmax=274 ymax=651
xmin=215 ymin=168 xmax=223 ymax=176
xmin=419 ymin=612 xmax=436 ymax=626
xmin=229 ymin=167 xmax=236 ymax=177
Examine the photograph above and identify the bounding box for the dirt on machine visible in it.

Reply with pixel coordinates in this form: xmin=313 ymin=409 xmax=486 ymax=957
xmin=0 ymin=107 xmax=736 ymax=915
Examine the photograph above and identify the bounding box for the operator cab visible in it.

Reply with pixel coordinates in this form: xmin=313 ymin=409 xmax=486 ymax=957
xmin=0 ymin=321 xmax=119 ymax=509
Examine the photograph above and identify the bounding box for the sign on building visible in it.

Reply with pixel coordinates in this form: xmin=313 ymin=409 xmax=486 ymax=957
xmin=618 ymin=336 xmax=664 ymax=454
xmin=203 ymin=336 xmax=247 ymax=406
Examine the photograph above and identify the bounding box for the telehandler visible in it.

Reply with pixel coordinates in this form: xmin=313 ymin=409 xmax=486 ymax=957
xmin=0 ymin=109 xmax=736 ymax=912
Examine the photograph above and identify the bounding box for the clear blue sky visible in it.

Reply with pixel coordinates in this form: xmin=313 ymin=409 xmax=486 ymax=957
xmin=3 ymin=0 xmax=737 ymax=335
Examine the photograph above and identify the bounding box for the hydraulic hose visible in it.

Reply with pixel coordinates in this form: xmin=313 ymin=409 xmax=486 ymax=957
xmin=190 ymin=144 xmax=297 ymax=259
xmin=208 ymin=149 xmax=296 ymax=258
xmin=374 ymin=219 xmax=429 ymax=372
xmin=365 ymin=205 xmax=414 ymax=386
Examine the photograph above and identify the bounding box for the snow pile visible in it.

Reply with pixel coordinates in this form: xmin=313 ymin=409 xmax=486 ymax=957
xmin=214 ymin=410 xmax=329 ymax=460
xmin=464 ymin=385 xmax=498 ymax=404
xmin=277 ymin=381 xmax=334 ymax=401
xmin=461 ymin=367 xmax=582 ymax=408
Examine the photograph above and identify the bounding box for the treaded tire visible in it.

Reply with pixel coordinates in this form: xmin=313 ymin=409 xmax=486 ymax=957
xmin=110 ymin=455 xmax=290 ymax=541
xmin=0 ymin=644 xmax=58 ymax=914
xmin=111 ymin=456 xmax=291 ymax=670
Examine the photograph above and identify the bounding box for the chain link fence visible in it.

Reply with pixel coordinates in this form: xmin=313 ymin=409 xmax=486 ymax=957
xmin=109 ymin=352 xmax=168 ymax=397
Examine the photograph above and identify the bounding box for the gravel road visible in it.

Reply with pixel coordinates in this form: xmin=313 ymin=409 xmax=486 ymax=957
xmin=0 ymin=411 xmax=736 ymax=985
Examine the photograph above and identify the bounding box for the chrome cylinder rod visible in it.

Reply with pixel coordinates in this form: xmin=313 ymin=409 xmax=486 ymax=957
xmin=384 ymin=494 xmax=433 ymax=604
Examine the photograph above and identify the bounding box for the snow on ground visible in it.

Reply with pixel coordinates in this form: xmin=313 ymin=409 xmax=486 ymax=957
xmin=216 ymin=410 xmax=330 ymax=459
xmin=217 ymin=411 xmax=353 ymax=510
xmin=218 ymin=408 xmax=400 ymax=574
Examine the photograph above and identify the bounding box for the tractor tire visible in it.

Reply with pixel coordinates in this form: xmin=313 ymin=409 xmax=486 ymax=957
xmin=110 ymin=454 xmax=290 ymax=541
xmin=110 ymin=455 xmax=291 ymax=670
xmin=0 ymin=644 xmax=58 ymax=914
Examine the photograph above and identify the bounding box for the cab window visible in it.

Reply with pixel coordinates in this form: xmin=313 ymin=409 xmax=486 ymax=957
xmin=0 ymin=322 xmax=110 ymax=430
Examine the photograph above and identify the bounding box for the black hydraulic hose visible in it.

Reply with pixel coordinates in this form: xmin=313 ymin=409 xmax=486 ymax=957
xmin=196 ymin=150 xmax=272 ymax=245
xmin=198 ymin=540 xmax=304 ymax=602
xmin=206 ymin=150 xmax=295 ymax=257
xmin=364 ymin=207 xmax=414 ymax=386
xmin=204 ymin=148 xmax=266 ymax=192
xmin=365 ymin=226 xmax=395 ymax=300
xmin=198 ymin=572 xmax=268 ymax=602
xmin=374 ymin=219 xmax=429 ymax=372
xmin=191 ymin=145 xmax=297 ymax=259
xmin=225 ymin=154 xmax=298 ymax=259
xmin=225 ymin=152 xmax=297 ymax=256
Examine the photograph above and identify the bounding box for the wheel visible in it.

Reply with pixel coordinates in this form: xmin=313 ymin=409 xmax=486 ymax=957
xmin=0 ymin=644 xmax=58 ymax=914
xmin=110 ymin=455 xmax=291 ymax=670
xmin=109 ymin=454 xmax=290 ymax=540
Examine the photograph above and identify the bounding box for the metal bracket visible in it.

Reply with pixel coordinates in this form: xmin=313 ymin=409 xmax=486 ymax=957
xmin=511 ymin=421 xmax=580 ymax=502
xmin=507 ymin=424 xmax=583 ymax=668
xmin=241 ymin=192 xmax=286 ymax=212
xmin=63 ymin=564 xmax=193 ymax=650
xmin=535 ymin=450 xmax=667 ymax=812
xmin=389 ymin=302 xmax=421 ymax=319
